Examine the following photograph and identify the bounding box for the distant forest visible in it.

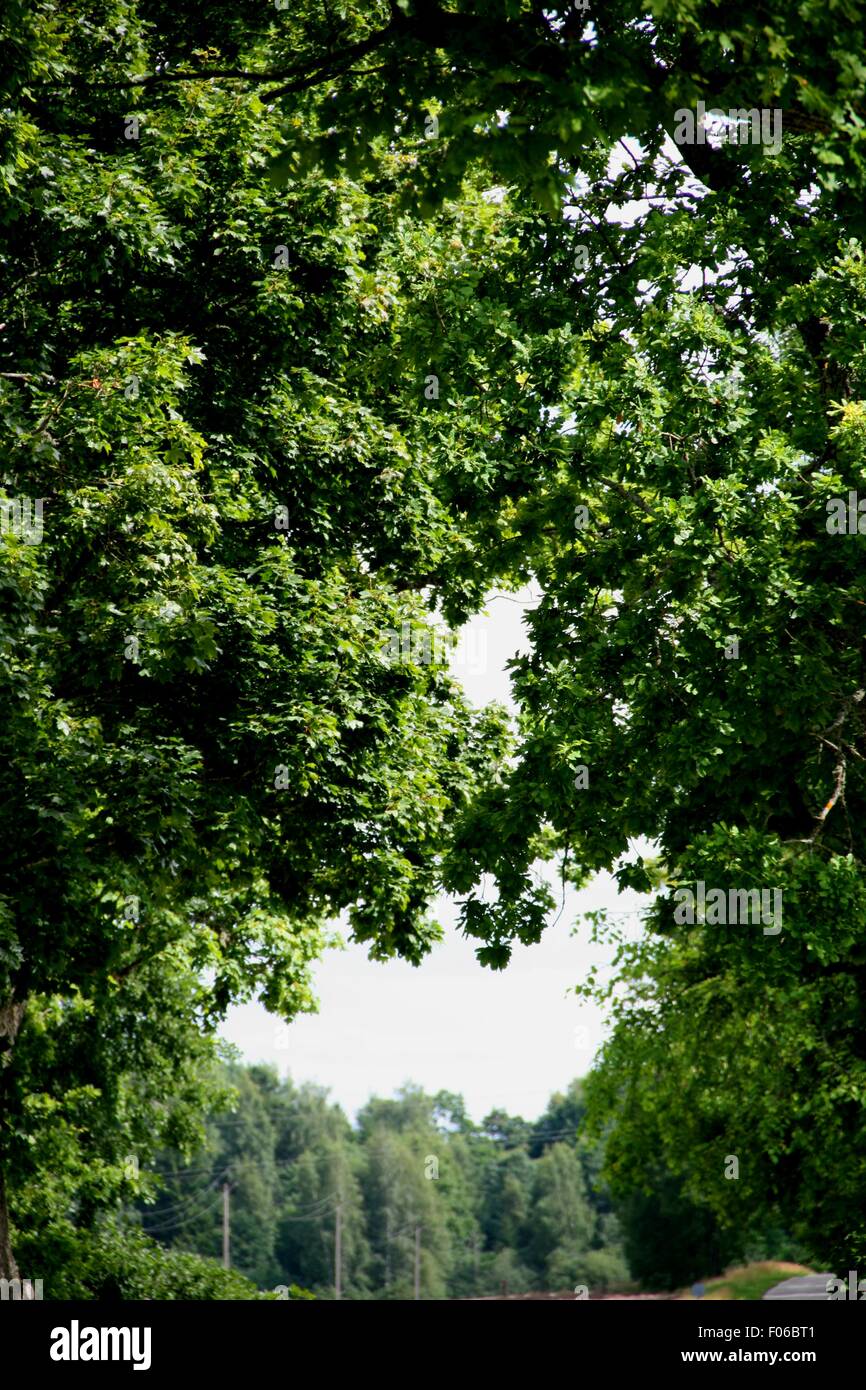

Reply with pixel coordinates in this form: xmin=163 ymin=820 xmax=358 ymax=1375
xmin=131 ymin=1066 xmax=809 ymax=1300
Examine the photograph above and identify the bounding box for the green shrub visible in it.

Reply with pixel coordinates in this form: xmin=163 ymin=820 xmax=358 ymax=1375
xmin=14 ymin=1220 xmax=268 ymax=1300
xmin=576 ymin=1246 xmax=631 ymax=1291
xmin=547 ymin=1243 xmax=630 ymax=1291
xmin=485 ymin=1247 xmax=534 ymax=1295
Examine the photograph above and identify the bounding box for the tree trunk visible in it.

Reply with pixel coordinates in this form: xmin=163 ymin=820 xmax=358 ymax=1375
xmin=0 ymin=996 xmax=25 ymax=1058
xmin=0 ymin=995 xmax=25 ymax=1281
xmin=0 ymin=1166 xmax=18 ymax=1281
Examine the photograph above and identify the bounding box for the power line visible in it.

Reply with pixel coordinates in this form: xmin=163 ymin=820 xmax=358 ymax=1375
xmin=134 ymin=1127 xmax=586 ymax=1232
xmin=136 ymin=1188 xmax=223 ymax=1220
xmin=143 ymin=1183 xmax=340 ymax=1221
xmin=152 ymin=1166 xmax=225 ymax=1178
xmin=138 ymin=1191 xmax=224 ymax=1235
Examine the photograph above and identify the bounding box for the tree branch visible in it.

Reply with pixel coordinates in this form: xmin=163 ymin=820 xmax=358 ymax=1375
xmin=30 ymin=24 xmax=399 ymax=98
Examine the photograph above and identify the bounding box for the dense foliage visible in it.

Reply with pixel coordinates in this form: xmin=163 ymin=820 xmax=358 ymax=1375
xmin=3 ymin=0 xmax=866 ymax=1284
xmin=13 ymin=1219 xmax=267 ymax=1301
xmin=1 ymin=0 xmax=541 ymax=1277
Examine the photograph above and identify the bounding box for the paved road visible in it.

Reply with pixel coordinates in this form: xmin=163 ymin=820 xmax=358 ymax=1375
xmin=762 ymin=1275 xmax=835 ymax=1300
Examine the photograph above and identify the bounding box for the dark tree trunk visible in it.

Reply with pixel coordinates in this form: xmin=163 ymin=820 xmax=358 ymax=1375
xmin=0 ymin=995 xmax=26 ymax=1281
xmin=0 ymin=1166 xmax=18 ymax=1281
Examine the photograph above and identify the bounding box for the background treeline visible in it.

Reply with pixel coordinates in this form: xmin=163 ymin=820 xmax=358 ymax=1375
xmin=132 ymin=1065 xmax=809 ymax=1299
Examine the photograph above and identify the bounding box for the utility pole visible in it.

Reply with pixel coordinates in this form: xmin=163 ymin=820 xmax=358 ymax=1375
xmin=334 ymin=1202 xmax=342 ymax=1301
xmin=414 ymin=1225 xmax=422 ymax=1301
xmin=222 ymin=1182 xmax=230 ymax=1270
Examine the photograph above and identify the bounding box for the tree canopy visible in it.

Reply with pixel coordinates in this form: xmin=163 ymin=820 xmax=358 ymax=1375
xmin=3 ymin=0 xmax=866 ymax=1281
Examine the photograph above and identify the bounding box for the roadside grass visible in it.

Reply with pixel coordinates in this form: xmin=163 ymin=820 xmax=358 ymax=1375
xmin=677 ymin=1261 xmax=815 ymax=1301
